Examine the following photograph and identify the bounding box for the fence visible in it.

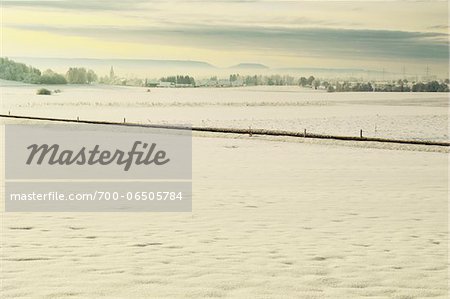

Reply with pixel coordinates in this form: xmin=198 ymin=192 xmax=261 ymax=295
xmin=1 ymin=113 xmax=448 ymax=147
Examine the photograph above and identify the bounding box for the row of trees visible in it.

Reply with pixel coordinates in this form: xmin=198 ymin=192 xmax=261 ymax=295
xmin=412 ymin=81 xmax=449 ymax=92
xmin=0 ymin=58 xmax=98 ymax=85
xmin=160 ymin=75 xmax=195 ymax=85
xmin=0 ymin=57 xmax=55 ymax=84
xmin=38 ymin=70 xmax=67 ymax=84
xmin=66 ymin=67 xmax=97 ymax=84
xmin=299 ymin=76 xmax=316 ymax=87
xmin=214 ymin=74 xmax=449 ymax=92
xmin=327 ymin=80 xmax=449 ymax=92
xmin=236 ymin=74 xmax=296 ymax=86
xmin=329 ymin=82 xmax=374 ymax=92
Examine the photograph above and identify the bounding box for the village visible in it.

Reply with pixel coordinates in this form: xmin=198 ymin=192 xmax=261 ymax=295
xmin=103 ymin=66 xmax=450 ymax=92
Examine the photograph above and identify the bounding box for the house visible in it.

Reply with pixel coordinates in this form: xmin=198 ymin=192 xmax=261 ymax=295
xmin=157 ymin=81 xmax=175 ymax=88
xmin=175 ymin=83 xmax=194 ymax=88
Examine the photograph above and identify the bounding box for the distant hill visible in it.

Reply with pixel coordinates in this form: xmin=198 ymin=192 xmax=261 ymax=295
xmin=229 ymin=63 xmax=269 ymax=69
xmin=12 ymin=57 xmax=216 ymax=69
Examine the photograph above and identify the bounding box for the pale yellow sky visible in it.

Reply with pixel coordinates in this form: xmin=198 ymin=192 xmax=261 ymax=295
xmin=1 ymin=0 xmax=448 ymax=75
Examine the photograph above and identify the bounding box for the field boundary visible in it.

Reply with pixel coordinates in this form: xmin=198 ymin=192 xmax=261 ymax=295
xmin=1 ymin=113 xmax=449 ymax=147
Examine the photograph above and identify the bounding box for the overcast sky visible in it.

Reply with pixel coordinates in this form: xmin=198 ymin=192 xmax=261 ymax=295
xmin=1 ymin=0 xmax=448 ymax=75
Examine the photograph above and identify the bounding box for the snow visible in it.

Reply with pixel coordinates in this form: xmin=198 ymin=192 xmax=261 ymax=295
xmin=1 ymin=84 xmax=448 ymax=141
xmin=0 ymin=84 xmax=448 ymax=298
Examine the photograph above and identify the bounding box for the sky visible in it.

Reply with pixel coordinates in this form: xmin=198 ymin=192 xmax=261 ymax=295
xmin=1 ymin=0 xmax=449 ymax=76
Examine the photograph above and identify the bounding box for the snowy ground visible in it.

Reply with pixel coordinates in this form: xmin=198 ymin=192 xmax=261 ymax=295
xmin=1 ymin=83 xmax=448 ymax=141
xmin=0 ymin=83 xmax=448 ymax=298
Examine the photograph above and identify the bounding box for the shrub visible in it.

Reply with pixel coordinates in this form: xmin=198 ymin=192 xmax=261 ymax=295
xmin=36 ymin=88 xmax=51 ymax=95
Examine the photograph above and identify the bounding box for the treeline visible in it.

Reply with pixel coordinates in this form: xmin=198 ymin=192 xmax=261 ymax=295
xmin=328 ymin=80 xmax=449 ymax=92
xmin=330 ymin=82 xmax=374 ymax=92
xmin=0 ymin=58 xmax=97 ymax=84
xmin=0 ymin=57 xmax=65 ymax=84
xmin=411 ymin=81 xmax=449 ymax=92
xmin=228 ymin=74 xmax=296 ymax=86
xmin=299 ymin=76 xmax=317 ymax=87
xmin=160 ymin=75 xmax=195 ymax=85
xmin=66 ymin=67 xmax=97 ymax=84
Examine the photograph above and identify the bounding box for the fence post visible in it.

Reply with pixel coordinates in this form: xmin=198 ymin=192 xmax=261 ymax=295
xmin=124 ymin=117 xmax=126 ymax=123
xmin=304 ymin=129 xmax=306 ymax=137
xmin=77 ymin=116 xmax=79 ymax=121
xmin=360 ymin=129 xmax=363 ymax=138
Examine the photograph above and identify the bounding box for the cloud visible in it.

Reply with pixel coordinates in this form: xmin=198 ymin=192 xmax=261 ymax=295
xmin=427 ymin=24 xmax=449 ymax=30
xmin=7 ymin=23 xmax=449 ymax=62
xmin=1 ymin=0 xmax=150 ymax=11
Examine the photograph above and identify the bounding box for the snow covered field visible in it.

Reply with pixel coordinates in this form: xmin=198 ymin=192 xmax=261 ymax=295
xmin=1 ymin=82 xmax=448 ymax=141
xmin=0 ymin=83 xmax=448 ymax=298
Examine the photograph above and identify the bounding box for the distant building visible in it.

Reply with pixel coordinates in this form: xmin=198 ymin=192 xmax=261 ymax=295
xmin=157 ymin=81 xmax=175 ymax=88
xmin=175 ymin=83 xmax=194 ymax=88
xmin=145 ymin=80 xmax=159 ymax=87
